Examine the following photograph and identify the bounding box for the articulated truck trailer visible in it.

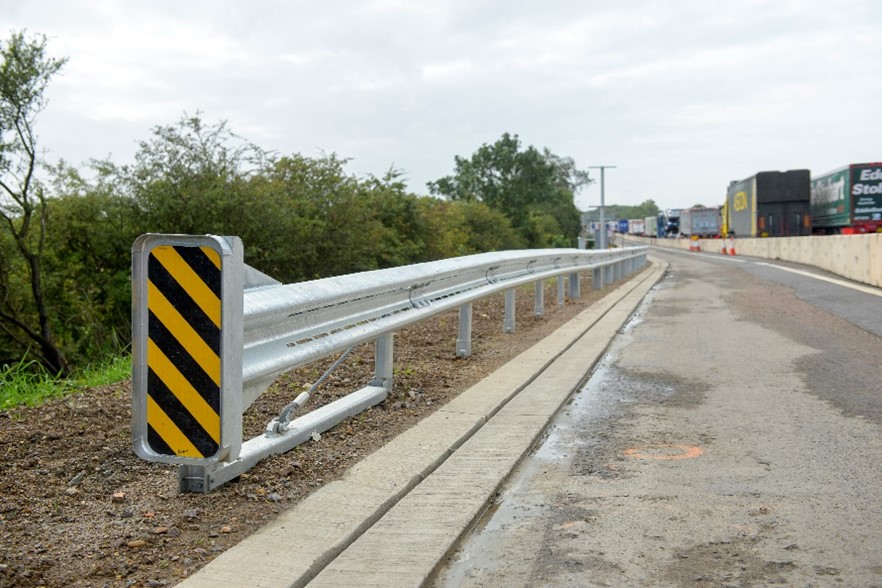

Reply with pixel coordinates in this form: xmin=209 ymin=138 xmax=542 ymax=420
xmin=679 ymin=207 xmax=722 ymax=238
xmin=811 ymin=162 xmax=882 ymax=234
xmin=725 ymin=170 xmax=812 ymax=238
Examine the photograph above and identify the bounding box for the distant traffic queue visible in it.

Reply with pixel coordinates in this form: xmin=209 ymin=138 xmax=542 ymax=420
xmin=611 ymin=162 xmax=882 ymax=238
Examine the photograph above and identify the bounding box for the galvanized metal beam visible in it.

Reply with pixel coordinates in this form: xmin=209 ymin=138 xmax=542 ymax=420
xmin=132 ymin=235 xmax=649 ymax=492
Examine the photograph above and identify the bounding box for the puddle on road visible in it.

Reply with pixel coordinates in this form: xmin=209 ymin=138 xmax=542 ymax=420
xmin=432 ymin=337 xmax=637 ymax=587
xmin=534 ymin=300 xmax=659 ymax=462
xmin=533 ymin=361 xmax=626 ymax=462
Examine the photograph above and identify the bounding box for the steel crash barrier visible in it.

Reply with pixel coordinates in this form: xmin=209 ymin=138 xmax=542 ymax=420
xmin=131 ymin=234 xmax=648 ymax=492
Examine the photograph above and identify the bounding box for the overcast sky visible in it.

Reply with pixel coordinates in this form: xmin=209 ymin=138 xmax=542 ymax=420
xmin=5 ymin=0 xmax=881 ymax=211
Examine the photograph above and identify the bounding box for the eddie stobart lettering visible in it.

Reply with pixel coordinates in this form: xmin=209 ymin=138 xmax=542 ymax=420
xmin=853 ymin=166 xmax=882 ymax=220
xmin=853 ymin=183 xmax=882 ymax=195
xmin=853 ymin=167 xmax=882 ymax=196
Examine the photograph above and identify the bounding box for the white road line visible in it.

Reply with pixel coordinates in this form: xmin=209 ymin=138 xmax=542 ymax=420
xmin=647 ymin=245 xmax=746 ymax=263
xmin=707 ymin=254 xmax=746 ymax=263
xmin=753 ymin=262 xmax=882 ymax=298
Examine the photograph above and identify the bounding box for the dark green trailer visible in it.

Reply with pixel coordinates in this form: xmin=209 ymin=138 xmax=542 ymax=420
xmin=725 ymin=170 xmax=812 ymax=238
xmin=811 ymin=163 xmax=882 ymax=234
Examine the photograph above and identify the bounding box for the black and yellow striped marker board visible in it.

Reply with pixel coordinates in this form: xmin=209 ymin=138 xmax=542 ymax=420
xmin=132 ymin=235 xmax=243 ymax=465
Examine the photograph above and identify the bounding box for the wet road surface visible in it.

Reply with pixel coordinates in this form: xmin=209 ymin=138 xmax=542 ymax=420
xmin=432 ymin=250 xmax=882 ymax=587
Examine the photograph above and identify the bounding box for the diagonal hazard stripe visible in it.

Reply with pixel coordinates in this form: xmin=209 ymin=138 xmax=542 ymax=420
xmin=146 ymin=395 xmax=204 ymax=458
xmin=148 ymin=258 xmax=219 ymax=356
xmin=147 ymin=280 xmax=221 ymax=387
xmin=147 ymin=338 xmax=220 ymax=444
xmin=201 ymin=246 xmax=221 ymax=270
xmin=151 ymin=246 xmax=221 ymax=328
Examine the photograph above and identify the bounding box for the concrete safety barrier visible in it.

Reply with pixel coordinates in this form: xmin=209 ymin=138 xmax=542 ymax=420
xmin=628 ymin=233 xmax=882 ymax=288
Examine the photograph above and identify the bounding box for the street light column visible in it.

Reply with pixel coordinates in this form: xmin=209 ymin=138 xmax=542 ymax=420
xmin=589 ymin=165 xmax=616 ymax=249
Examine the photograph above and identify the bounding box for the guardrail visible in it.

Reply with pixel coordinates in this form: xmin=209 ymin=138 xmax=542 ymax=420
xmin=131 ymin=234 xmax=648 ymax=492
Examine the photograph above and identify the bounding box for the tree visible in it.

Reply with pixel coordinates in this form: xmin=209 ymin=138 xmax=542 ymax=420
xmin=42 ymin=162 xmax=141 ymax=362
xmin=0 ymin=31 xmax=68 ymax=374
xmin=247 ymin=152 xmax=389 ymax=280
xmin=458 ymin=200 xmax=523 ymax=252
xmin=119 ymin=113 xmax=268 ymax=235
xmin=583 ymin=199 xmax=660 ymax=223
xmin=360 ymin=168 xmax=428 ymax=267
xmin=427 ymin=133 xmax=589 ymax=247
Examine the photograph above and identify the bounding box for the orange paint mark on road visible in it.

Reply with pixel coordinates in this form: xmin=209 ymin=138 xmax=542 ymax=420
xmin=624 ymin=444 xmax=704 ymax=461
xmin=557 ymin=520 xmax=584 ymax=530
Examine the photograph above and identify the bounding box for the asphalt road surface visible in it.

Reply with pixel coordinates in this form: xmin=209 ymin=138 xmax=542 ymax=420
xmin=432 ymin=249 xmax=882 ymax=587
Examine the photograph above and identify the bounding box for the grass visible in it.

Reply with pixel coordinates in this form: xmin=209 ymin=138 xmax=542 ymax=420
xmin=0 ymin=354 xmax=131 ymax=410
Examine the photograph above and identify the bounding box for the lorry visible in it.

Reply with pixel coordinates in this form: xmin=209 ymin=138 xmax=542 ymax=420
xmin=656 ymin=213 xmax=668 ymax=238
xmin=664 ymin=209 xmax=681 ymax=237
xmin=725 ymin=170 xmax=812 ymax=238
xmin=679 ymin=207 xmax=722 ymax=238
xmin=627 ymin=219 xmax=645 ymax=235
xmin=644 ymin=216 xmax=658 ymax=237
xmin=810 ymin=162 xmax=882 ymax=234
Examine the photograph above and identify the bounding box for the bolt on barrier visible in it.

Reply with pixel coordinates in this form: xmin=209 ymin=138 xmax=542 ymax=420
xmin=131 ymin=234 xmax=648 ymax=492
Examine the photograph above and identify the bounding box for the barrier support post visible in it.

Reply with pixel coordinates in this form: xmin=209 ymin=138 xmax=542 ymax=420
xmin=534 ymin=281 xmax=545 ymax=317
xmin=593 ymin=267 xmax=604 ymax=290
xmin=504 ymin=288 xmax=516 ymax=333
xmin=568 ymin=272 xmax=580 ymax=299
xmin=456 ymin=303 xmax=472 ymax=358
xmin=371 ymin=333 xmax=394 ymax=391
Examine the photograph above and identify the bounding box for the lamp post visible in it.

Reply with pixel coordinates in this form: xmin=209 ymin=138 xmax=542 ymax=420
xmin=588 ymin=165 xmax=616 ymax=249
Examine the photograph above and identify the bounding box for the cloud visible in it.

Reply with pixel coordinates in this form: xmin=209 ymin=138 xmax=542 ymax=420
xmin=277 ymin=50 xmax=339 ymax=67
xmin=5 ymin=0 xmax=882 ymax=209
xmin=421 ymin=60 xmax=483 ymax=82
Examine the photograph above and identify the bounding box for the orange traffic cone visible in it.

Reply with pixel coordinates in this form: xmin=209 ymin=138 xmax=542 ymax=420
xmin=689 ymin=236 xmax=700 ymax=252
xmin=726 ymin=235 xmax=736 ymax=256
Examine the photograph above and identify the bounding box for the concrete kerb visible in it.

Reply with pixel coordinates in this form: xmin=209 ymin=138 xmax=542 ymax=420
xmin=179 ymin=261 xmax=668 ymax=588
